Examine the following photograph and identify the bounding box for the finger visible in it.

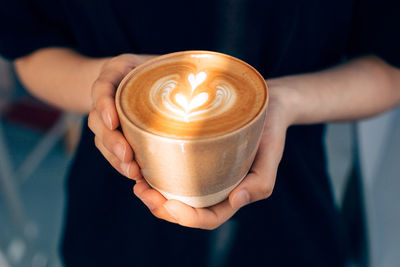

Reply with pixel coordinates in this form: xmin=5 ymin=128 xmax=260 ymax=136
xmin=91 ymin=68 xmax=126 ymax=130
xmin=133 ymin=177 xmax=239 ymax=229
xmin=94 ymin=136 xmax=142 ymax=180
xmin=92 ymin=54 xmax=157 ymax=130
xmin=229 ymin=126 xmax=287 ymax=209
xmin=133 ymin=179 xmax=178 ymax=224
xmin=162 ymin=199 xmax=237 ymax=230
xmin=88 ymin=110 xmax=133 ymax=162
xmin=134 ymin=178 xmax=237 ymax=229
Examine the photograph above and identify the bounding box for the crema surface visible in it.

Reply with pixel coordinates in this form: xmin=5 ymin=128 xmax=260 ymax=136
xmin=120 ymin=52 xmax=266 ymax=139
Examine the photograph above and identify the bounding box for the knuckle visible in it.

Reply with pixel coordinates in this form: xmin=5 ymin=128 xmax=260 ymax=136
xmin=91 ymin=77 xmax=103 ymax=93
xmin=96 ymin=97 xmax=111 ymax=112
xmin=91 ymin=78 xmax=104 ymax=102
xmin=99 ymin=62 xmax=108 ymax=74
xmin=94 ymin=136 xmax=100 ymax=148
xmin=107 ymin=56 xmax=121 ymax=67
xmin=130 ymin=161 xmax=140 ymax=174
xmin=119 ymin=53 xmax=136 ymax=61
xmin=102 ymin=134 xmax=115 ymax=151
xmin=87 ymin=111 xmax=95 ymax=131
xmin=109 ymin=157 xmax=121 ymax=171
xmin=118 ymin=54 xmax=131 ymax=60
xmin=198 ymin=218 xmax=221 ymax=230
xmin=96 ymin=76 xmax=112 ymax=89
xmin=260 ymin=183 xmax=273 ymax=199
xmin=109 ymin=56 xmax=128 ymax=70
xmin=205 ymin=224 xmax=219 ymax=231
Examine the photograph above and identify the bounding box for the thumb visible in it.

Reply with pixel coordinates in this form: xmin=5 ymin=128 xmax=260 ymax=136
xmin=229 ymin=127 xmax=286 ymax=209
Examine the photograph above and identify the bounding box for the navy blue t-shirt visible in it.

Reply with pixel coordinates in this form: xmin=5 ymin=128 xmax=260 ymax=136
xmin=1 ymin=1 xmax=399 ymax=266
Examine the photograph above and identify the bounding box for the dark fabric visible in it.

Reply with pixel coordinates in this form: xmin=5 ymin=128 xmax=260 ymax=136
xmin=347 ymin=0 xmax=400 ymax=67
xmin=1 ymin=0 xmax=399 ymax=266
xmin=63 ymin=122 xmax=211 ymax=267
xmin=228 ymin=125 xmax=346 ymax=267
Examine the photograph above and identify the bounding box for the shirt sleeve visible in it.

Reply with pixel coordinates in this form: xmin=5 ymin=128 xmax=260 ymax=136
xmin=347 ymin=0 xmax=400 ymax=67
xmin=0 ymin=0 xmax=75 ymax=60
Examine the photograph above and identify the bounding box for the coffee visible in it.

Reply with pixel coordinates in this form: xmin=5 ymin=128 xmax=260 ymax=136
xmin=116 ymin=51 xmax=268 ymax=207
xmin=120 ymin=52 xmax=266 ymax=139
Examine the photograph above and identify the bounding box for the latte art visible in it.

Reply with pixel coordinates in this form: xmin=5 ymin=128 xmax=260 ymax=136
xmin=150 ymin=72 xmax=236 ymax=122
xmin=120 ymin=51 xmax=266 ymax=139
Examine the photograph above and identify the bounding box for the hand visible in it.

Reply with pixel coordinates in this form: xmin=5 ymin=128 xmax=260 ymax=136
xmin=88 ymin=54 xmax=156 ymax=180
xmin=134 ymin=81 xmax=296 ymax=229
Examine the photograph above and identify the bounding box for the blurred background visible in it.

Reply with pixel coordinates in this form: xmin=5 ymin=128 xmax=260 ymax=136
xmin=0 ymin=55 xmax=399 ymax=267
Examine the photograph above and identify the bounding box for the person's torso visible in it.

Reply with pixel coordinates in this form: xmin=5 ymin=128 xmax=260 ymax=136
xmin=38 ymin=0 xmax=355 ymax=77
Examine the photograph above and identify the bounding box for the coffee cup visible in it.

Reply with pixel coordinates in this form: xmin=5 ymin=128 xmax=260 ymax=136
xmin=116 ymin=51 xmax=268 ymax=208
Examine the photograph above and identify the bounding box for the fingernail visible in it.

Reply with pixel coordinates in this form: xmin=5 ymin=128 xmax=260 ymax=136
xmin=120 ymin=162 xmax=130 ymax=177
xmin=114 ymin=143 xmax=126 ymax=161
xmin=164 ymin=203 xmax=178 ymax=221
xmin=102 ymin=111 xmax=112 ymax=130
xmin=232 ymin=190 xmax=250 ymax=209
xmin=141 ymin=197 xmax=156 ymax=211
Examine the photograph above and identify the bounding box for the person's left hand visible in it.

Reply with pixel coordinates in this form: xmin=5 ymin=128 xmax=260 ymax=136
xmin=133 ymin=82 xmax=294 ymax=229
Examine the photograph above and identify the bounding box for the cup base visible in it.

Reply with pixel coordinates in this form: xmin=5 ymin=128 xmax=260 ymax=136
xmin=147 ymin=175 xmax=246 ymax=208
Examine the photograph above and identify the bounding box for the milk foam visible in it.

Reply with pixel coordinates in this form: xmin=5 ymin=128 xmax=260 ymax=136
xmin=120 ymin=51 xmax=266 ymax=139
xmin=149 ymin=72 xmax=236 ymax=122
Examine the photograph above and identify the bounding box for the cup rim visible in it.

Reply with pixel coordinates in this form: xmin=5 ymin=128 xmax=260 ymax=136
xmin=115 ymin=50 xmax=269 ymax=143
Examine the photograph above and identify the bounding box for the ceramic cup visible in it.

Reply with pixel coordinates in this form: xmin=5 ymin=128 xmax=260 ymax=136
xmin=116 ymin=51 xmax=268 ymax=207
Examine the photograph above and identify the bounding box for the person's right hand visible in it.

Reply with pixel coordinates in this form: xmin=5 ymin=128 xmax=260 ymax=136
xmin=88 ymin=54 xmax=156 ymax=180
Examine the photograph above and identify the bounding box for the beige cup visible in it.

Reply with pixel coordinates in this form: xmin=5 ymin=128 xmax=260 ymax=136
xmin=116 ymin=51 xmax=268 ymax=208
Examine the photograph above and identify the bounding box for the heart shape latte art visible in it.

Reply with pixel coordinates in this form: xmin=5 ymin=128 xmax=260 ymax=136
xmin=149 ymin=72 xmax=236 ymax=122
xmin=175 ymin=92 xmax=209 ymax=113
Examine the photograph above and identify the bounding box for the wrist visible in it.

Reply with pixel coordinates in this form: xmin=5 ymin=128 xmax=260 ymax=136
xmin=80 ymin=56 xmax=110 ymax=112
xmin=266 ymin=77 xmax=302 ymax=128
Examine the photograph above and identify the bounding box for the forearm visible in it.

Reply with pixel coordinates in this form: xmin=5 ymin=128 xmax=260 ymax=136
xmin=14 ymin=48 xmax=108 ymax=114
xmin=270 ymin=56 xmax=400 ymax=125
